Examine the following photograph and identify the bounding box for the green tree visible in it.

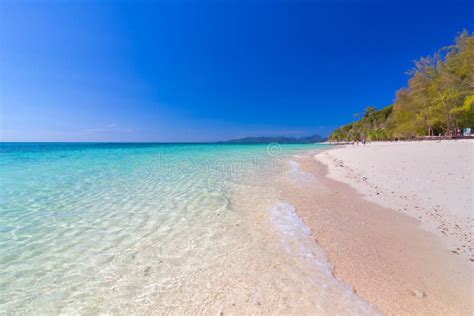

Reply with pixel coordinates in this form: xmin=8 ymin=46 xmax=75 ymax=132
xmin=330 ymin=30 xmax=474 ymax=142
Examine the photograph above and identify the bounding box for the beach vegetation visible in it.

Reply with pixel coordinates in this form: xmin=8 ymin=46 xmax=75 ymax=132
xmin=330 ymin=30 xmax=474 ymax=141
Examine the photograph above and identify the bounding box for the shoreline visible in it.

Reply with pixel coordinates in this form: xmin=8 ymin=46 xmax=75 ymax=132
xmin=316 ymin=140 xmax=473 ymax=261
xmin=279 ymin=143 xmax=473 ymax=314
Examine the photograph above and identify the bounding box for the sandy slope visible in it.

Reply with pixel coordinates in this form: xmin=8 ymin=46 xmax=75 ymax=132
xmin=316 ymin=140 xmax=474 ymax=261
xmin=281 ymin=147 xmax=473 ymax=314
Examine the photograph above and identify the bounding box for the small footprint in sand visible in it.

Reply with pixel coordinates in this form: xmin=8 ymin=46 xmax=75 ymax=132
xmin=409 ymin=289 xmax=427 ymax=298
xmin=144 ymin=266 xmax=152 ymax=276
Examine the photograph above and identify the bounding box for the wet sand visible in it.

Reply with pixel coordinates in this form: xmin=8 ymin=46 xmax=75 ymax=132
xmin=316 ymin=140 xmax=474 ymax=260
xmin=280 ymin=151 xmax=473 ymax=314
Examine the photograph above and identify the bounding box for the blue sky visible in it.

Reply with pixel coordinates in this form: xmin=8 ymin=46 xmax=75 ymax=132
xmin=1 ymin=1 xmax=472 ymax=142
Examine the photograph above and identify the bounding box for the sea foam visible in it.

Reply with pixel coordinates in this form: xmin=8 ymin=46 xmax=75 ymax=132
xmin=0 ymin=142 xmax=373 ymax=314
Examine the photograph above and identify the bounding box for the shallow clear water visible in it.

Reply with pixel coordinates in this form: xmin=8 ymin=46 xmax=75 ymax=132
xmin=0 ymin=143 xmax=375 ymax=314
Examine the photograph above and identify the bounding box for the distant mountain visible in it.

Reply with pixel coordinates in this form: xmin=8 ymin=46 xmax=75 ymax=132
xmin=223 ymin=134 xmax=327 ymax=144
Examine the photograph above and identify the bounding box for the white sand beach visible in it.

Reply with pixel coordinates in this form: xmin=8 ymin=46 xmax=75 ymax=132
xmin=316 ymin=140 xmax=474 ymax=260
xmin=278 ymin=140 xmax=474 ymax=314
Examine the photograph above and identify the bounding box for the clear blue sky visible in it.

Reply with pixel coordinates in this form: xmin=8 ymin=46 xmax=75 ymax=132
xmin=1 ymin=1 xmax=472 ymax=142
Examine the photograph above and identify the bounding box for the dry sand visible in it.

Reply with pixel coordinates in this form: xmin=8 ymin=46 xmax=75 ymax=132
xmin=316 ymin=140 xmax=474 ymax=260
xmin=279 ymin=142 xmax=473 ymax=314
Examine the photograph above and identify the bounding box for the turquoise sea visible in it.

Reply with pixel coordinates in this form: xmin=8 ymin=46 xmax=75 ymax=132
xmin=0 ymin=143 xmax=375 ymax=314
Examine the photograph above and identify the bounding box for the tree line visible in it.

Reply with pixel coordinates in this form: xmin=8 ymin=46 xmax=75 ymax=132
xmin=330 ymin=30 xmax=474 ymax=142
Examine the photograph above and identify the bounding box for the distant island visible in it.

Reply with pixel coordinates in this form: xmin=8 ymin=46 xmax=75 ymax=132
xmin=330 ymin=30 xmax=473 ymax=142
xmin=223 ymin=134 xmax=327 ymax=144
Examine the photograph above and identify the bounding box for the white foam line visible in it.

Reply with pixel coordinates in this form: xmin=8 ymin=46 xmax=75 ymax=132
xmin=270 ymin=200 xmax=379 ymax=314
xmin=271 ymin=201 xmax=331 ymax=273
